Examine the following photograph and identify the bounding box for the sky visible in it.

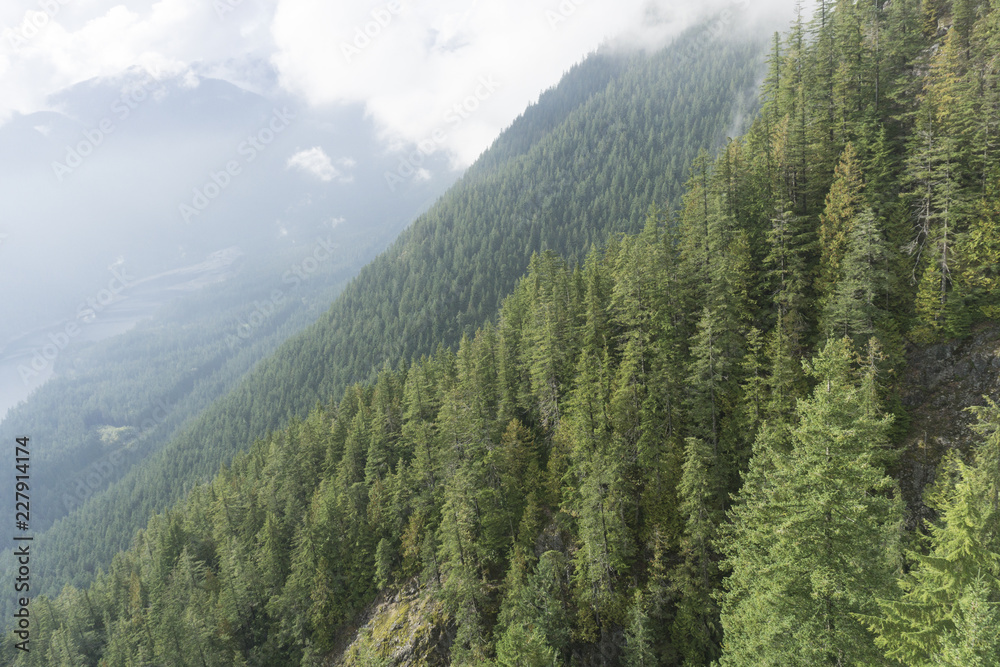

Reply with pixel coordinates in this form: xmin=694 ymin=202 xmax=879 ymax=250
xmin=0 ymin=0 xmax=789 ymax=168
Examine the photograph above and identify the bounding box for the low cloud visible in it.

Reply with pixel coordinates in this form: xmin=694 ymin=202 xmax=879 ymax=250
xmin=0 ymin=0 xmax=276 ymax=122
xmin=286 ymin=147 xmax=355 ymax=183
xmin=270 ymin=0 xmax=789 ymax=166
xmin=1 ymin=0 xmax=795 ymax=163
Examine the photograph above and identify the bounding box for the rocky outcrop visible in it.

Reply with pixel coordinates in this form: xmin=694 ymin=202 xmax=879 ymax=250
xmin=326 ymin=582 xmax=454 ymax=667
xmin=896 ymin=323 xmax=1000 ymax=529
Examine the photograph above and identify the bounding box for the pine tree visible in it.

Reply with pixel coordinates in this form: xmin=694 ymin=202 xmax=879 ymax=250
xmin=623 ymin=589 xmax=656 ymax=667
xmin=525 ymin=252 xmax=578 ymax=430
xmin=678 ymin=149 xmax=713 ymax=292
xmin=495 ymin=622 xmax=556 ymax=667
xmin=872 ymin=400 xmax=1000 ymax=665
xmin=822 ymin=207 xmax=890 ymax=344
xmin=935 ymin=576 xmax=1000 ymax=667
xmin=806 ymin=0 xmax=841 ymax=197
xmin=669 ymin=436 xmax=722 ymax=665
xmin=495 ymin=548 xmax=562 ymax=667
xmin=908 ymin=29 xmax=970 ymax=341
xmin=718 ymin=339 xmax=902 ymax=666
xmin=816 ymin=143 xmax=866 ymax=311
xmin=784 ymin=4 xmax=813 ymax=215
xmin=763 ymin=203 xmax=810 ymax=419
xmin=959 ymin=180 xmax=1000 ymax=319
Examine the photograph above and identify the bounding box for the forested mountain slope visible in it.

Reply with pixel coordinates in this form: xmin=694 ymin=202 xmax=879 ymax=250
xmin=9 ymin=222 xmax=999 ymax=664
xmin=13 ymin=22 xmax=767 ymax=608
xmin=11 ymin=0 xmax=1000 ymax=664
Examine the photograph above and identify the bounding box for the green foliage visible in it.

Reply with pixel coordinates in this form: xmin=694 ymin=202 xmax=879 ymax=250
xmin=495 ymin=622 xmax=556 ymax=667
xmin=9 ymin=3 xmax=1000 ymax=665
xmin=669 ymin=437 xmax=723 ymax=665
xmin=822 ymin=207 xmax=890 ymax=344
xmin=718 ymin=339 xmax=903 ymax=666
xmin=817 ymin=143 xmax=866 ymax=310
xmin=871 ymin=400 xmax=1000 ymax=665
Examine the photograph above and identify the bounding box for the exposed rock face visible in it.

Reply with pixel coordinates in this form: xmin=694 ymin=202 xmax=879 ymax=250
xmin=896 ymin=323 xmax=1000 ymax=529
xmin=327 ymin=582 xmax=454 ymax=667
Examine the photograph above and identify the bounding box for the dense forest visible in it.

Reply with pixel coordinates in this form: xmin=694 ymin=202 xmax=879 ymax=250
xmin=7 ymin=0 xmax=1000 ymax=664
xmin=3 ymin=24 xmax=765 ymax=613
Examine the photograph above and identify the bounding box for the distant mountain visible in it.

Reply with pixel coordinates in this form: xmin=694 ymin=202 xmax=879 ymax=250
xmin=0 ymin=67 xmax=454 ymax=379
xmin=0 ymin=66 xmax=456 ymax=585
xmin=0 ymin=57 xmax=463 ymax=512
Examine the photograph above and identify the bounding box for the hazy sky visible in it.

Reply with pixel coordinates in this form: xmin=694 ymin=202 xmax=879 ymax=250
xmin=0 ymin=0 xmax=789 ymax=167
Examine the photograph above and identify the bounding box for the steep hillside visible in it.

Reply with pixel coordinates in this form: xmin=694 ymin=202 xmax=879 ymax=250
xmin=327 ymin=321 xmax=1000 ymax=666
xmin=9 ymin=0 xmax=1000 ymax=664
xmin=12 ymin=224 xmax=1000 ymax=665
xmin=17 ymin=21 xmax=767 ymax=605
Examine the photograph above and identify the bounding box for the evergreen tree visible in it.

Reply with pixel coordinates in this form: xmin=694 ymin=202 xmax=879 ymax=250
xmin=670 ymin=436 xmax=723 ymax=665
xmin=959 ymin=179 xmax=1000 ymax=319
xmin=623 ymin=590 xmax=656 ymax=667
xmin=822 ymin=207 xmax=890 ymax=344
xmin=718 ymin=339 xmax=902 ymax=666
xmin=908 ymin=29 xmax=970 ymax=341
xmin=872 ymin=400 xmax=1000 ymax=665
xmin=816 ymin=142 xmax=866 ymax=311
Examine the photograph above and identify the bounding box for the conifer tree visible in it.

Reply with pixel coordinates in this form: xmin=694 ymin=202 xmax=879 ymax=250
xmin=670 ymin=436 xmax=723 ymax=665
xmin=763 ymin=203 xmax=810 ymax=419
xmin=960 ymin=180 xmax=1000 ymax=319
xmin=872 ymin=400 xmax=1000 ymax=665
xmin=495 ymin=548 xmax=567 ymax=666
xmin=817 ymin=143 xmax=866 ymax=310
xmin=908 ymin=28 xmax=970 ymax=341
xmin=623 ymin=589 xmax=656 ymax=667
xmin=718 ymin=339 xmax=902 ymax=666
xmin=822 ymin=207 xmax=890 ymax=343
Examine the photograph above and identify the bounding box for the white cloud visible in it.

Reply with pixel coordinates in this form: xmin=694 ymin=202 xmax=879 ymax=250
xmin=286 ymin=147 xmax=354 ymax=183
xmin=0 ymin=0 xmax=276 ymax=121
xmin=269 ymin=0 xmax=780 ymax=167
xmin=0 ymin=0 xmax=794 ymax=161
xmin=181 ymin=69 xmax=200 ymax=89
